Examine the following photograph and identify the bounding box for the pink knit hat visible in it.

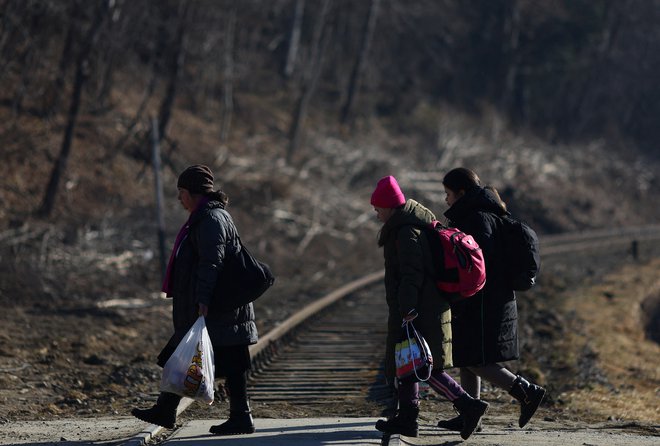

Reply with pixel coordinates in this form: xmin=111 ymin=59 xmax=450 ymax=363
xmin=371 ymin=176 xmax=406 ymax=208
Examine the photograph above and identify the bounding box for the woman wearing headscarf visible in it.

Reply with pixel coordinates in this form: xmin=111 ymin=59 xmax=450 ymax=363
xmin=372 ymin=175 xmax=488 ymax=441
xmin=132 ymin=164 xmax=258 ymax=436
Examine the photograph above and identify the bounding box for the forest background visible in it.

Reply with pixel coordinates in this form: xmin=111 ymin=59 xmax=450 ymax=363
xmin=0 ymin=0 xmax=659 ymax=428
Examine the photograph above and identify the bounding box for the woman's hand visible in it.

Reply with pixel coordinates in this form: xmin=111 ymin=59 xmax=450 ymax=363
xmin=198 ymin=303 xmax=209 ymax=317
xmin=402 ymin=308 xmax=418 ymax=325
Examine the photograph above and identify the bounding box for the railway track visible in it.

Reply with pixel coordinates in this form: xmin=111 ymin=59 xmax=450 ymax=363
xmin=245 ymin=224 xmax=660 ymax=407
xmin=245 ymin=270 xmax=391 ymax=410
xmin=165 ymin=224 xmax=660 ymax=428
xmin=125 ymin=224 xmax=660 ymax=446
xmin=540 ymin=224 xmax=660 ymax=255
xmin=248 ymin=282 xmax=390 ymax=405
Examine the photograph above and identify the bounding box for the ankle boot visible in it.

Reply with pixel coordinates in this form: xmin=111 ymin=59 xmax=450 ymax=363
xmin=453 ymin=394 xmax=488 ymax=440
xmin=131 ymin=392 xmax=181 ymax=429
xmin=509 ymin=375 xmax=546 ymax=428
xmin=436 ymin=413 xmax=483 ymax=433
xmin=209 ymin=410 xmax=255 ymax=435
xmin=375 ymin=404 xmax=419 ymax=437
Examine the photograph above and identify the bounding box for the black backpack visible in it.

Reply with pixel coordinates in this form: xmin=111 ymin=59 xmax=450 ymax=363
xmin=215 ymin=237 xmax=275 ymax=311
xmin=498 ymin=215 xmax=540 ymax=291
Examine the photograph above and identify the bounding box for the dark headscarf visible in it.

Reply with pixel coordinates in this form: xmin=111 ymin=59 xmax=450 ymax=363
xmin=177 ymin=164 xmax=214 ymax=194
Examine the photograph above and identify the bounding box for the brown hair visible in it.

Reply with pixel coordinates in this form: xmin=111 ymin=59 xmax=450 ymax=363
xmin=484 ymin=185 xmax=507 ymax=211
xmin=442 ymin=167 xmax=481 ymax=193
xmin=444 ymin=168 xmax=507 ymax=211
xmin=207 ymin=190 xmax=229 ymax=207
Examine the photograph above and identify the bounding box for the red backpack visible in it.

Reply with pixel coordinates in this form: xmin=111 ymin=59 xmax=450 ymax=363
xmin=425 ymin=221 xmax=486 ymax=298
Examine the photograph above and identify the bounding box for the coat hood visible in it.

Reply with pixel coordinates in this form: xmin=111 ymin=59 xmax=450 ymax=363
xmin=378 ymin=199 xmax=435 ymax=246
xmin=444 ymin=186 xmax=508 ymax=224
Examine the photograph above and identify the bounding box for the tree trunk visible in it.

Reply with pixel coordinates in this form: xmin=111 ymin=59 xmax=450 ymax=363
xmin=157 ymin=0 xmax=191 ymax=142
xmin=45 ymin=0 xmax=79 ymax=116
xmin=38 ymin=0 xmax=111 ymax=218
xmin=500 ymin=0 xmax=520 ymax=118
xmin=286 ymin=0 xmax=332 ymax=164
xmin=151 ymin=117 xmax=167 ymax=281
xmin=339 ymin=0 xmax=380 ymax=125
xmin=492 ymin=0 xmax=520 ymax=140
xmin=283 ymin=0 xmax=305 ymax=78
xmin=220 ymin=5 xmax=236 ymax=142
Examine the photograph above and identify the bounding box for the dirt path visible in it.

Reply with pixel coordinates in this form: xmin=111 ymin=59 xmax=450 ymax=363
xmin=1 ymin=255 xmax=658 ymax=444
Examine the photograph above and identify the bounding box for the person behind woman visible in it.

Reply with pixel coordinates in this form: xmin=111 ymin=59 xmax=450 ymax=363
xmin=371 ymin=175 xmax=489 ymax=441
xmin=437 ymin=167 xmax=545 ymax=432
xmin=131 ymin=164 xmax=258 ymax=436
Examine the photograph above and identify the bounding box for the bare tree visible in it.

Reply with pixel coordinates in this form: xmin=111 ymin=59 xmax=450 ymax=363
xmin=39 ymin=0 xmax=112 ymax=218
xmin=283 ymin=0 xmax=305 ymax=78
xmin=220 ymin=4 xmax=237 ymax=142
xmin=112 ymin=2 xmax=163 ymax=156
xmin=157 ymin=0 xmax=191 ymax=143
xmin=491 ymin=0 xmax=521 ymax=139
xmin=339 ymin=0 xmax=380 ymax=125
xmin=44 ymin=0 xmax=80 ymax=116
xmin=499 ymin=0 xmax=521 ymax=118
xmin=286 ymin=0 xmax=332 ymax=164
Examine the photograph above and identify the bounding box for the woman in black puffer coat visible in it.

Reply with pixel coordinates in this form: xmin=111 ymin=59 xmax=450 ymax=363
xmin=132 ymin=165 xmax=258 ymax=436
xmin=437 ymin=167 xmax=546 ymax=432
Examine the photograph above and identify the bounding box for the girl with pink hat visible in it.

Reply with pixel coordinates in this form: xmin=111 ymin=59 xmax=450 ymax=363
xmin=371 ymin=175 xmax=488 ymax=440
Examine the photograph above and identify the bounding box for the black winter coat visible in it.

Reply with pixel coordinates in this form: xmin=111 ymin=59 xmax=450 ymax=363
xmin=158 ymin=198 xmax=258 ymax=367
xmin=443 ymin=186 xmax=519 ymax=366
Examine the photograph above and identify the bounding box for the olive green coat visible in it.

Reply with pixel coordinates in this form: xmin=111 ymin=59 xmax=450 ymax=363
xmin=378 ymin=199 xmax=453 ymax=383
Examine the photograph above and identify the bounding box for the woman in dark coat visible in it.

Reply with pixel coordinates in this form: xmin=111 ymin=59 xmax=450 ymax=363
xmin=132 ymin=165 xmax=258 ymax=436
xmin=371 ymin=176 xmax=488 ymax=441
xmin=437 ymin=167 xmax=545 ymax=432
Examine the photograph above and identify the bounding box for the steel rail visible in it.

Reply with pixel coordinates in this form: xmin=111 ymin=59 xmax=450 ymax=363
xmin=541 ymin=224 xmax=660 ymax=256
xmin=126 ymin=225 xmax=660 ymax=445
xmin=122 ymin=271 xmax=387 ymax=445
xmin=247 ymin=281 xmax=391 ymax=404
xmin=246 ymin=224 xmax=660 ymax=378
xmin=248 ymin=270 xmax=385 ymax=361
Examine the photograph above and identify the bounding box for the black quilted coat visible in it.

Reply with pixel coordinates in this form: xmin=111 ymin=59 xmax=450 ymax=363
xmin=158 ymin=197 xmax=258 ymax=367
xmin=443 ymin=186 xmax=519 ymax=366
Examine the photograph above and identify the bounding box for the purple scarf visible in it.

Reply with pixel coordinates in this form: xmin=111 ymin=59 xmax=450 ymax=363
xmin=161 ymin=197 xmax=209 ymax=296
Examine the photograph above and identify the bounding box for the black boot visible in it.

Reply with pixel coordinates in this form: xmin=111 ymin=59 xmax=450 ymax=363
xmin=375 ymin=404 xmax=419 ymax=437
xmin=210 ymin=371 xmax=256 ymax=435
xmin=209 ymin=410 xmax=255 ymax=435
xmin=509 ymin=375 xmax=546 ymax=428
xmin=453 ymin=394 xmax=489 ymax=440
xmin=436 ymin=413 xmax=483 ymax=433
xmin=131 ymin=392 xmax=181 ymax=429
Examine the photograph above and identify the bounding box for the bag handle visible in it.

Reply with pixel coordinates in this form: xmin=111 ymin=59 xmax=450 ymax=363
xmin=403 ymin=320 xmax=432 ymax=382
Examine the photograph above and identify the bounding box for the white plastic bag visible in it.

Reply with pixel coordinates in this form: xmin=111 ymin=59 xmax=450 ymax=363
xmin=160 ymin=316 xmax=215 ymax=404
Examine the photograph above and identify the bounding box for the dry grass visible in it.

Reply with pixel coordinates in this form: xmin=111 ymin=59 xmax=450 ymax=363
xmin=561 ymin=258 xmax=660 ymax=424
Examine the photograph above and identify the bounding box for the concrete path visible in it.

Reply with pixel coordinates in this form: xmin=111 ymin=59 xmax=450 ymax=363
xmin=1 ymin=416 xmax=657 ymax=445
xmin=155 ymin=418 xmax=384 ymax=445
xmin=133 ymin=417 xmax=660 ymax=446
